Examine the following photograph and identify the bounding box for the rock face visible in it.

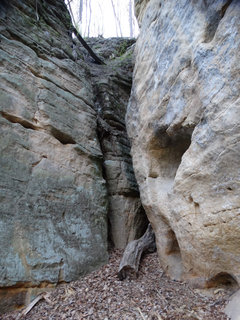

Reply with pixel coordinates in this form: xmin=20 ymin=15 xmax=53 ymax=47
xmin=127 ymin=0 xmax=240 ymax=286
xmin=0 ymin=0 xmax=146 ymax=312
xmin=88 ymin=38 xmax=148 ymax=248
xmin=0 ymin=0 xmax=107 ymax=311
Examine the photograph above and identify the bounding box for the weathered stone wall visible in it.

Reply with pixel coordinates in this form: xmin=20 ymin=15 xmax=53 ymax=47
xmin=127 ymin=0 xmax=240 ymax=286
xmin=0 ymin=0 xmax=108 ymax=310
xmin=135 ymin=0 xmax=150 ymax=25
xmin=0 ymin=0 xmax=146 ymax=312
xmin=88 ymin=38 xmax=148 ymax=248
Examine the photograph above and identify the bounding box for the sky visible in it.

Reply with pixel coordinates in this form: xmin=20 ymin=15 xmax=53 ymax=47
xmin=66 ymin=0 xmax=139 ymax=38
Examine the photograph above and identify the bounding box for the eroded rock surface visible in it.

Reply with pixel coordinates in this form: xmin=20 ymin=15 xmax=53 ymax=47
xmin=0 ymin=0 xmax=107 ymax=311
xmin=88 ymin=38 xmax=148 ymax=249
xmin=0 ymin=0 xmax=145 ymax=312
xmin=127 ymin=0 xmax=240 ymax=285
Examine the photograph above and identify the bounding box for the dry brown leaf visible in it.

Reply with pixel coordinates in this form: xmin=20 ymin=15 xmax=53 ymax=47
xmin=4 ymin=251 xmax=229 ymax=320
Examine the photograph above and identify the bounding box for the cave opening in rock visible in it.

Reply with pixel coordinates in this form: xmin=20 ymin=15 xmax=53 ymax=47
xmin=148 ymin=131 xmax=192 ymax=187
xmin=207 ymin=272 xmax=238 ymax=289
xmin=166 ymin=228 xmax=181 ymax=255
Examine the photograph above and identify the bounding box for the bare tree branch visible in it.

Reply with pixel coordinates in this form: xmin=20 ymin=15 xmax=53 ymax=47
xmin=66 ymin=0 xmax=105 ymax=65
xmin=129 ymin=0 xmax=133 ymax=37
xmin=110 ymin=0 xmax=123 ymax=37
xmin=72 ymin=27 xmax=105 ymax=64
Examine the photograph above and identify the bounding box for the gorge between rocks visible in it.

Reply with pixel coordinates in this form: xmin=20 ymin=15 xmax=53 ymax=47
xmin=0 ymin=0 xmax=240 ymax=318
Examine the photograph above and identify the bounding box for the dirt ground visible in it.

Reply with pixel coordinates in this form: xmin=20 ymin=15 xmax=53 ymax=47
xmin=3 ymin=250 xmax=231 ymax=320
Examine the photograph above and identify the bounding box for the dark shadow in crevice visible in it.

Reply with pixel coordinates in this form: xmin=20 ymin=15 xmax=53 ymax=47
xmin=1 ymin=111 xmax=38 ymax=130
xmin=164 ymin=226 xmax=183 ymax=278
xmin=148 ymin=128 xmax=192 ymax=183
xmin=156 ymin=215 xmax=183 ymax=280
xmin=0 ymin=0 xmax=10 ymax=19
xmin=1 ymin=111 xmax=76 ymax=145
xmin=206 ymin=272 xmax=238 ymax=289
xmin=203 ymin=0 xmax=233 ymax=43
xmin=221 ymin=0 xmax=233 ymax=18
xmin=165 ymin=229 xmax=181 ymax=256
xmin=50 ymin=127 xmax=76 ymax=145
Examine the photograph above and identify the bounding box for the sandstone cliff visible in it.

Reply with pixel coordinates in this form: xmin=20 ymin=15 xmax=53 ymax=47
xmin=88 ymin=37 xmax=148 ymax=249
xmin=127 ymin=0 xmax=240 ymax=286
xmin=0 ymin=0 xmax=146 ymax=312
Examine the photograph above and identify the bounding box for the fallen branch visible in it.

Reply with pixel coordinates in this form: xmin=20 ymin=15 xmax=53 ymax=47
xmin=72 ymin=28 xmax=105 ymax=65
xmin=66 ymin=0 xmax=105 ymax=65
xmin=17 ymin=292 xmax=52 ymax=319
xmin=118 ymin=224 xmax=156 ymax=280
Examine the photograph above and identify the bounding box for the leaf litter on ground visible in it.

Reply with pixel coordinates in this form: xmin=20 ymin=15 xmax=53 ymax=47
xmin=3 ymin=250 xmax=231 ymax=320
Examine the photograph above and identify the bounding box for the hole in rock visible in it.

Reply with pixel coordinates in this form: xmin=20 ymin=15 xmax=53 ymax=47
xmin=207 ymin=272 xmax=238 ymax=289
xmin=148 ymin=131 xmax=191 ymax=189
xmin=147 ymin=127 xmax=192 ymax=279
xmin=221 ymin=0 xmax=233 ymax=19
xmin=160 ymin=223 xmax=183 ymax=280
xmin=194 ymin=201 xmax=200 ymax=214
xmin=189 ymin=195 xmax=193 ymax=202
xmin=50 ymin=127 xmax=76 ymax=145
xmin=165 ymin=228 xmax=181 ymax=255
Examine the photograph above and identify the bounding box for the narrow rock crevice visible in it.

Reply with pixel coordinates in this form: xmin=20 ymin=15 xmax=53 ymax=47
xmin=203 ymin=0 xmax=233 ymax=43
xmin=90 ymin=43 xmax=149 ymax=248
xmin=0 ymin=111 xmax=39 ymax=130
xmin=50 ymin=127 xmax=76 ymax=145
xmin=220 ymin=0 xmax=233 ymax=19
xmin=165 ymin=229 xmax=181 ymax=256
xmin=1 ymin=111 xmax=76 ymax=145
xmin=156 ymin=218 xmax=183 ymax=280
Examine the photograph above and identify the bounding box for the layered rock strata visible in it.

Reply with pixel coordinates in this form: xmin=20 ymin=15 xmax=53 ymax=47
xmin=0 ymin=0 xmax=145 ymax=312
xmin=127 ymin=0 xmax=240 ymax=286
xmin=88 ymin=38 xmax=148 ymax=248
xmin=0 ymin=0 xmax=108 ymax=312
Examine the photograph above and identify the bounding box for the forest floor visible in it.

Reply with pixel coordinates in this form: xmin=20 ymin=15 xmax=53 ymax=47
xmin=3 ymin=250 xmax=231 ymax=320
